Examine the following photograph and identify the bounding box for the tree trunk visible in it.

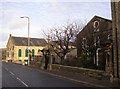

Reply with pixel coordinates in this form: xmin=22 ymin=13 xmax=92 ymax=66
xmin=60 ymin=56 xmax=65 ymax=64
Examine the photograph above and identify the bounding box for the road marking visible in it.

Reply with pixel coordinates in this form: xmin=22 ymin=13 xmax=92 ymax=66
xmin=4 ymin=67 xmax=29 ymax=87
xmin=16 ymin=77 xmax=29 ymax=87
xmin=5 ymin=68 xmax=8 ymax=71
xmin=9 ymin=71 xmax=15 ymax=76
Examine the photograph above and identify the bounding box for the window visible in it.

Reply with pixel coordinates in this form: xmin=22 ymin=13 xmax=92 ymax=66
xmin=82 ymin=37 xmax=87 ymax=49
xmin=94 ymin=37 xmax=96 ymax=46
xmin=22 ymin=40 xmax=26 ymax=45
xmin=93 ymin=21 xmax=99 ymax=28
xmin=93 ymin=21 xmax=100 ymax=33
xmin=7 ymin=52 xmax=9 ymax=57
xmin=38 ymin=49 xmax=41 ymax=53
xmin=32 ymin=49 xmax=35 ymax=57
xmin=18 ymin=49 xmax=22 ymax=57
xmin=37 ymin=41 xmax=40 ymax=45
xmin=30 ymin=41 xmax=34 ymax=46
xmin=25 ymin=49 xmax=28 ymax=57
xmin=82 ymin=37 xmax=88 ymax=54
xmin=12 ymin=52 xmax=14 ymax=57
xmin=13 ymin=46 xmax=14 ymax=50
xmin=97 ymin=36 xmax=100 ymax=46
xmin=96 ymin=28 xmax=100 ymax=32
xmin=108 ymin=34 xmax=112 ymax=40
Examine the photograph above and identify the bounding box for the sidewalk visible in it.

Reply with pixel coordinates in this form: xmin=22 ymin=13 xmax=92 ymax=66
xmin=6 ymin=62 xmax=120 ymax=88
xmin=28 ymin=64 xmax=120 ymax=88
xmin=43 ymin=69 xmax=119 ymax=88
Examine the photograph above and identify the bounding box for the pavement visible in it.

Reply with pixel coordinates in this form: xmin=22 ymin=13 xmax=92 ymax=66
xmin=29 ymin=65 xmax=120 ymax=88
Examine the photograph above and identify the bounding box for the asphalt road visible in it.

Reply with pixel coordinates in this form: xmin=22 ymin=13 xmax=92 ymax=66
xmin=2 ymin=62 xmax=91 ymax=87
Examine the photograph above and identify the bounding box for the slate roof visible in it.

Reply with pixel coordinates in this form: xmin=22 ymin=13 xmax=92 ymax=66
xmin=52 ymin=41 xmax=76 ymax=46
xmin=11 ymin=36 xmax=47 ymax=46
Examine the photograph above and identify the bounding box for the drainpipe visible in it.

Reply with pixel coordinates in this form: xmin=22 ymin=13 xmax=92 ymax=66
xmin=96 ymin=48 xmax=101 ymax=66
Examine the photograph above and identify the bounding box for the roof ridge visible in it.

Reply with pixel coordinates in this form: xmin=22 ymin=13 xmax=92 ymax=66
xmin=94 ymin=15 xmax=112 ymax=22
xmin=11 ymin=36 xmax=47 ymax=46
xmin=12 ymin=36 xmax=45 ymax=40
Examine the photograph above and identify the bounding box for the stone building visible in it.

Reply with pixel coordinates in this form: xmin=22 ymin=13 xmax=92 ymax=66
xmin=111 ymin=1 xmax=120 ymax=81
xmin=76 ymin=16 xmax=112 ymax=70
xmin=1 ymin=48 xmax=6 ymax=60
xmin=48 ymin=41 xmax=77 ymax=64
xmin=6 ymin=34 xmax=47 ymax=64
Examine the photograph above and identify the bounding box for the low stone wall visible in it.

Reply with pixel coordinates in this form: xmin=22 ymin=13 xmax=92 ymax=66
xmin=31 ymin=62 xmax=40 ymax=67
xmin=30 ymin=61 xmax=45 ymax=69
xmin=51 ymin=64 xmax=110 ymax=80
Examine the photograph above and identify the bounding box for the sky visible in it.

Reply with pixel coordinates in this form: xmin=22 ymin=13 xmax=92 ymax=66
xmin=0 ymin=0 xmax=112 ymax=48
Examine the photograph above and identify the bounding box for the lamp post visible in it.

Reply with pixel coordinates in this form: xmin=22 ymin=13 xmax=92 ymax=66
xmin=48 ymin=35 xmax=52 ymax=70
xmin=20 ymin=16 xmax=30 ymax=66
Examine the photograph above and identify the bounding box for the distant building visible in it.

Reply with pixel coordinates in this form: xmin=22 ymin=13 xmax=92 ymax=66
xmin=6 ymin=34 xmax=47 ymax=64
xmin=49 ymin=40 xmax=77 ymax=63
xmin=76 ymin=16 xmax=112 ymax=70
xmin=111 ymin=1 xmax=120 ymax=81
xmin=2 ymin=48 xmax=6 ymax=60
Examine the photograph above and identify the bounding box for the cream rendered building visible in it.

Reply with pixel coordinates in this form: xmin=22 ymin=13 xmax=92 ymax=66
xmin=6 ymin=34 xmax=47 ymax=64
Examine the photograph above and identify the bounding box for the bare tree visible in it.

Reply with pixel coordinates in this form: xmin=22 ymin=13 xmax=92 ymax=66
xmin=44 ymin=22 xmax=85 ymax=64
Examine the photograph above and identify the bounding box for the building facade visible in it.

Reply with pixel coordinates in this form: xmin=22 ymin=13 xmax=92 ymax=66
xmin=111 ymin=1 xmax=120 ymax=81
xmin=48 ymin=40 xmax=77 ymax=64
xmin=76 ymin=16 xmax=112 ymax=71
xmin=6 ymin=34 xmax=47 ymax=64
xmin=1 ymin=48 xmax=6 ymax=60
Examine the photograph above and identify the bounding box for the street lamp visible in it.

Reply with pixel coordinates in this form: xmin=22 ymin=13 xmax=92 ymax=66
xmin=20 ymin=16 xmax=30 ymax=66
xmin=48 ymin=35 xmax=52 ymax=70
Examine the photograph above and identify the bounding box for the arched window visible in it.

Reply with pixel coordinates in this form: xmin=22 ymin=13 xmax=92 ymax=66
xmin=38 ymin=49 xmax=41 ymax=53
xmin=32 ymin=49 xmax=35 ymax=57
xmin=25 ymin=49 xmax=28 ymax=57
xmin=18 ymin=49 xmax=22 ymax=57
xmin=93 ymin=21 xmax=99 ymax=28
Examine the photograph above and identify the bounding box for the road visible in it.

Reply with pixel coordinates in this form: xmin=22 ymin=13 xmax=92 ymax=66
xmin=2 ymin=62 xmax=92 ymax=87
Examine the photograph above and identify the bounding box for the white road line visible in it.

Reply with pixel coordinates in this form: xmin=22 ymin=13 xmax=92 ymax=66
xmin=9 ymin=71 xmax=15 ymax=76
xmin=4 ymin=67 xmax=29 ymax=87
xmin=16 ymin=77 xmax=29 ymax=87
xmin=5 ymin=68 xmax=8 ymax=71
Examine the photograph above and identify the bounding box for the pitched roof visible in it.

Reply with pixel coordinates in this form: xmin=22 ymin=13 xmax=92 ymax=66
xmin=79 ymin=15 xmax=112 ymax=33
xmin=94 ymin=15 xmax=112 ymax=22
xmin=76 ymin=15 xmax=112 ymax=48
xmin=52 ymin=41 xmax=76 ymax=46
xmin=11 ymin=36 xmax=47 ymax=46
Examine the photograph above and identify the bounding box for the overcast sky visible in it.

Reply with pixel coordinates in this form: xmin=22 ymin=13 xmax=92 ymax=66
xmin=0 ymin=0 xmax=111 ymax=48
